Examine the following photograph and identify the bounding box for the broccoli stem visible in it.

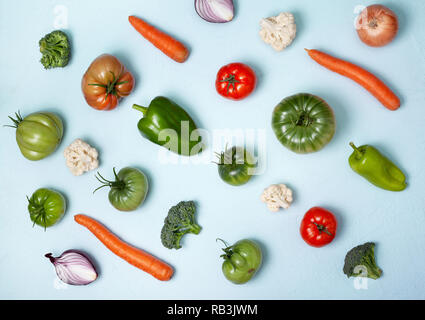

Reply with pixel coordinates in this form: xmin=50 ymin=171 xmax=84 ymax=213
xmin=189 ymin=223 xmax=202 ymax=235
xmin=362 ymin=255 xmax=382 ymax=279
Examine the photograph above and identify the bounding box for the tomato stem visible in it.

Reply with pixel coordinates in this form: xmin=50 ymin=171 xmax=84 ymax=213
xmin=219 ymin=74 xmax=241 ymax=94
xmin=4 ymin=111 xmax=23 ymax=129
xmin=27 ymin=196 xmax=47 ymax=231
xmin=93 ymin=168 xmax=126 ymax=193
xmin=88 ymin=71 xmax=128 ymax=101
xmin=313 ymin=222 xmax=333 ymax=236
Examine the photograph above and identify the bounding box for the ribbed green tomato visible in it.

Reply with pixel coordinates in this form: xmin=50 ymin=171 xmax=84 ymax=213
xmin=27 ymin=188 xmax=66 ymax=229
xmin=272 ymin=93 xmax=336 ymax=154
xmin=94 ymin=167 xmax=149 ymax=212
xmin=216 ymin=146 xmax=256 ymax=186
xmin=219 ymin=239 xmax=262 ymax=284
xmin=8 ymin=111 xmax=63 ymax=160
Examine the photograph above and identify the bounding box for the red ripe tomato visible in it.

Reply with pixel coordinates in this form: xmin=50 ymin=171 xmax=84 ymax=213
xmin=300 ymin=207 xmax=337 ymax=247
xmin=215 ymin=63 xmax=257 ymax=100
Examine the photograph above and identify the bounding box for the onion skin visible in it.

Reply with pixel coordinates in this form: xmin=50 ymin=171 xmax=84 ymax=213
xmin=45 ymin=250 xmax=98 ymax=286
xmin=195 ymin=0 xmax=234 ymax=23
xmin=356 ymin=4 xmax=398 ymax=47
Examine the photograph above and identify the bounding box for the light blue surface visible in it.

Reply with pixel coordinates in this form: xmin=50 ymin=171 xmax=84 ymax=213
xmin=1 ymin=0 xmax=424 ymax=300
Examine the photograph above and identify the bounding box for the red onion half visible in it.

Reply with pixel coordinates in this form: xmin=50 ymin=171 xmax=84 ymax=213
xmin=195 ymin=0 xmax=234 ymax=23
xmin=45 ymin=250 xmax=98 ymax=285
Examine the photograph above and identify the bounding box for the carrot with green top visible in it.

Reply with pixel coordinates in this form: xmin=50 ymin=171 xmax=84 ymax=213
xmin=129 ymin=15 xmax=189 ymax=63
xmin=305 ymin=49 xmax=400 ymax=110
xmin=74 ymin=214 xmax=173 ymax=281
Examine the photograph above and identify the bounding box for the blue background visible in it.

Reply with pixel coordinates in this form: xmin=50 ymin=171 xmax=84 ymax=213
xmin=1 ymin=0 xmax=424 ymax=299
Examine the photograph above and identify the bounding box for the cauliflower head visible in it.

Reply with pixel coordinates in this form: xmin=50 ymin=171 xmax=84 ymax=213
xmin=259 ymin=12 xmax=296 ymax=51
xmin=261 ymin=184 xmax=293 ymax=212
xmin=64 ymin=139 xmax=99 ymax=176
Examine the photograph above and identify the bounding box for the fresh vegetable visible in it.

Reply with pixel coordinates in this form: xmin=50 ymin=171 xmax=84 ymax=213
xmin=133 ymin=96 xmax=203 ymax=156
xmin=39 ymin=30 xmax=70 ymax=69
xmin=129 ymin=15 xmax=189 ymax=63
xmin=260 ymin=184 xmax=293 ymax=212
xmin=259 ymin=12 xmax=296 ymax=51
xmin=215 ymin=63 xmax=257 ymax=100
xmin=349 ymin=142 xmax=406 ymax=191
xmin=94 ymin=167 xmax=148 ymax=212
xmin=271 ymin=93 xmax=335 ymax=154
xmin=74 ymin=214 xmax=173 ymax=281
xmin=45 ymin=250 xmax=98 ymax=285
xmin=343 ymin=242 xmax=382 ymax=279
xmin=215 ymin=146 xmax=256 ymax=186
xmin=300 ymin=207 xmax=337 ymax=247
xmin=195 ymin=0 xmax=234 ymax=23
xmin=161 ymin=201 xmax=201 ymax=250
xmin=356 ymin=5 xmax=398 ymax=47
xmin=305 ymin=49 xmax=400 ymax=110
xmin=218 ymin=239 xmax=262 ymax=284
xmin=27 ymin=188 xmax=66 ymax=229
xmin=81 ymin=54 xmax=135 ymax=111
xmin=63 ymin=139 xmax=99 ymax=176
xmin=7 ymin=111 xmax=63 ymax=161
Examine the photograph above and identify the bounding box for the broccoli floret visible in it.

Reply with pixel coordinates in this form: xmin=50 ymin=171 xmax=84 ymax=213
xmin=160 ymin=201 xmax=201 ymax=249
xmin=343 ymin=242 xmax=382 ymax=279
xmin=39 ymin=30 xmax=70 ymax=69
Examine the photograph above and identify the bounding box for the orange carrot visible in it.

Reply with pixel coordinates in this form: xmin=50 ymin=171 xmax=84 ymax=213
xmin=305 ymin=49 xmax=400 ymax=110
xmin=129 ymin=15 xmax=189 ymax=63
xmin=74 ymin=214 xmax=173 ymax=281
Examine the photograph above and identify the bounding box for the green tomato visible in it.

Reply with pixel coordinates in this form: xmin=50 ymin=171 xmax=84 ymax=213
xmin=27 ymin=188 xmax=66 ymax=229
xmin=272 ymin=93 xmax=336 ymax=154
xmin=216 ymin=146 xmax=256 ymax=186
xmin=219 ymin=239 xmax=262 ymax=284
xmin=95 ymin=167 xmax=149 ymax=212
xmin=8 ymin=111 xmax=63 ymax=160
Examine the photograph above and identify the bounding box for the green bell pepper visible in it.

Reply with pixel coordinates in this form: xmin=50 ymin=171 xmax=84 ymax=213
xmin=132 ymin=96 xmax=203 ymax=156
xmin=348 ymin=142 xmax=406 ymax=191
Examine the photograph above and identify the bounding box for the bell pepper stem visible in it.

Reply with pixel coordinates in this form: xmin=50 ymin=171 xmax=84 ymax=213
xmin=132 ymin=104 xmax=148 ymax=116
xmin=349 ymin=142 xmax=363 ymax=158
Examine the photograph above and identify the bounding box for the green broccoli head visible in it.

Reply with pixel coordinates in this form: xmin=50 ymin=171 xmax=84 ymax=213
xmin=39 ymin=30 xmax=70 ymax=69
xmin=343 ymin=242 xmax=382 ymax=280
xmin=160 ymin=201 xmax=201 ymax=250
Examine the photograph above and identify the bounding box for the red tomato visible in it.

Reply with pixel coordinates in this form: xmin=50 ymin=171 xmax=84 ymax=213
xmin=81 ymin=54 xmax=135 ymax=111
xmin=215 ymin=63 xmax=257 ymax=100
xmin=300 ymin=207 xmax=337 ymax=247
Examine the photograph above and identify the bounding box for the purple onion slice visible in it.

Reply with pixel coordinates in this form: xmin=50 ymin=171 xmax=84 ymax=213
xmin=45 ymin=250 xmax=98 ymax=285
xmin=195 ymin=0 xmax=234 ymax=23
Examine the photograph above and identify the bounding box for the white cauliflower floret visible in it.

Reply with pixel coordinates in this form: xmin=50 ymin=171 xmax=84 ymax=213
xmin=259 ymin=12 xmax=296 ymax=51
xmin=63 ymin=139 xmax=99 ymax=176
xmin=261 ymin=184 xmax=293 ymax=212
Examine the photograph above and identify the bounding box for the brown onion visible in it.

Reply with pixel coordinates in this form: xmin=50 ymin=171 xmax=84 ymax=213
xmin=355 ymin=4 xmax=398 ymax=47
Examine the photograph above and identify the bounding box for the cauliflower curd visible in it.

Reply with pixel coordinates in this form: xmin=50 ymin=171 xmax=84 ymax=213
xmin=64 ymin=139 xmax=99 ymax=176
xmin=259 ymin=12 xmax=296 ymax=51
xmin=261 ymin=184 xmax=293 ymax=212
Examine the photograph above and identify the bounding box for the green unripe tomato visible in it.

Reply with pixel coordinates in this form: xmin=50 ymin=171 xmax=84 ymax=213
xmin=94 ymin=167 xmax=149 ymax=212
xmin=8 ymin=111 xmax=63 ymax=160
xmin=219 ymin=239 xmax=262 ymax=284
xmin=216 ymin=146 xmax=257 ymax=186
xmin=27 ymin=188 xmax=66 ymax=229
xmin=272 ymin=93 xmax=336 ymax=154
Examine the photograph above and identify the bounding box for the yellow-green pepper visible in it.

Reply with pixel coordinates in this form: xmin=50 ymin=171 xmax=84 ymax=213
xmin=348 ymin=142 xmax=406 ymax=191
